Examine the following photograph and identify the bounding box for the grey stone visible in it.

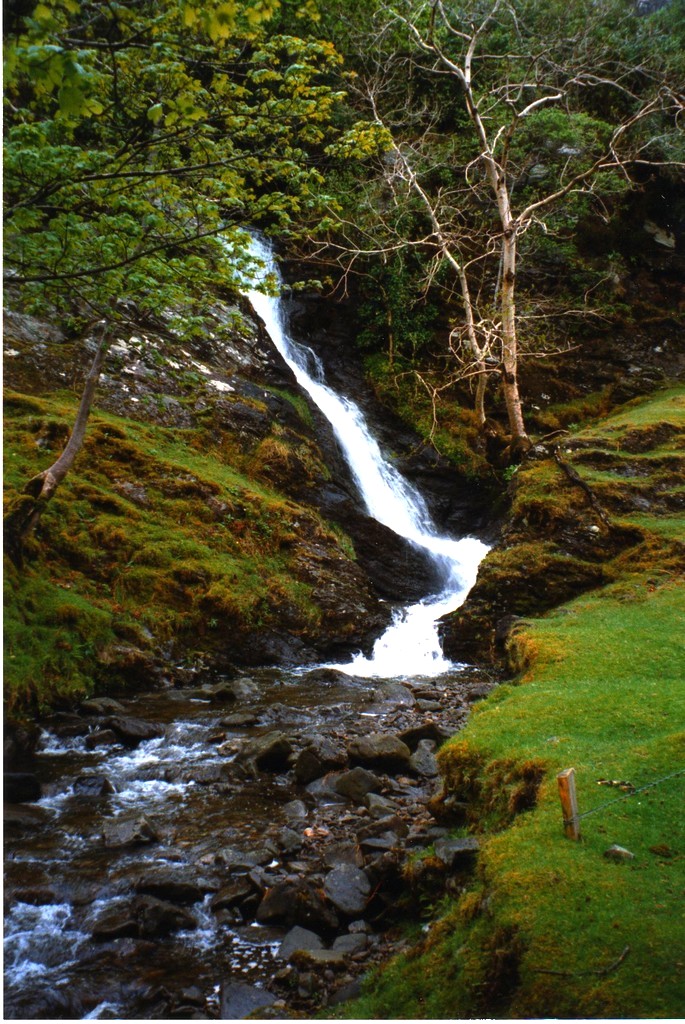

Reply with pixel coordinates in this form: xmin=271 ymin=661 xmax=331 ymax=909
xmin=85 ymin=729 xmax=120 ymax=750
xmin=134 ymin=895 xmax=198 ymax=938
xmin=282 ymin=799 xmax=308 ymax=821
xmin=347 ymin=733 xmax=411 ymax=772
xmin=324 ymin=864 xmax=371 ymax=917
xmin=72 ymin=774 xmax=115 ymax=798
xmin=334 ymin=767 xmax=381 ymax=803
xmin=102 ymin=815 xmax=159 ymax=848
xmin=105 ymin=716 xmax=164 ymax=745
xmin=277 ymin=925 xmax=324 ymax=960
xmin=80 ymin=697 xmax=126 ymax=716
xmin=332 ymin=933 xmax=367 ymax=954
xmin=239 ymin=731 xmax=293 ymax=771
xmin=220 ymin=982 xmax=276 ymax=1020
xmin=323 ymin=842 xmax=364 ymax=870
xmin=433 ymin=836 xmax=480 ymax=867
xmin=365 ymin=792 xmax=397 ymax=818
xmin=291 ymin=947 xmax=345 ymax=968
xmin=134 ymin=869 xmax=217 ymax=904
xmin=409 ymin=739 xmax=439 ymax=778
xmin=399 ymin=721 xmax=451 ymax=750
xmin=256 ymin=878 xmax=339 ymax=932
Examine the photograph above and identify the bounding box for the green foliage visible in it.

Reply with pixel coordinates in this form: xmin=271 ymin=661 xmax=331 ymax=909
xmin=3 ymin=0 xmax=344 ymax=323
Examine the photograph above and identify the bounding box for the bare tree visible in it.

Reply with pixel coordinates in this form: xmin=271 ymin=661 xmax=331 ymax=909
xmin=318 ymin=0 xmax=684 ymax=458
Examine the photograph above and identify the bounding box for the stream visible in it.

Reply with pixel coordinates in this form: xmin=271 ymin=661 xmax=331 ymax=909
xmin=4 ymin=239 xmax=489 ymax=1020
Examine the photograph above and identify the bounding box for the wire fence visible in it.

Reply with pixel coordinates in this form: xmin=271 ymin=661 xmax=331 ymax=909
xmin=577 ymin=767 xmax=685 ymax=822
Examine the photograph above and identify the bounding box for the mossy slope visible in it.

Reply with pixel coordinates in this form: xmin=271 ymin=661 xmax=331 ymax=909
xmin=341 ymin=387 xmax=685 ymax=1019
xmin=3 ymin=390 xmax=383 ymax=715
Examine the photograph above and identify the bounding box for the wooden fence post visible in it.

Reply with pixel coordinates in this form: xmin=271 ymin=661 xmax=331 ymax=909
xmin=557 ymin=767 xmax=581 ymax=840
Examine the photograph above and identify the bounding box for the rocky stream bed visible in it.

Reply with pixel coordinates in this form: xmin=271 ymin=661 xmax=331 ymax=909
xmin=4 ymin=661 xmax=496 ymax=1020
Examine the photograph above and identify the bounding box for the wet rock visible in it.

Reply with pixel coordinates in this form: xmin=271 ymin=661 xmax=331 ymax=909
xmin=3 ymin=803 xmax=50 ymax=830
xmin=332 ymin=932 xmax=368 ymax=954
xmin=220 ymin=711 xmax=258 ymax=728
xmin=3 ymin=718 xmax=40 ymax=770
xmin=275 ymin=827 xmax=303 ymax=855
xmin=80 ymin=697 xmax=127 ymax=716
xmin=85 ymin=728 xmax=120 ymax=750
xmin=294 ymin=737 xmax=348 ymax=784
xmin=399 ymin=721 xmax=451 ymax=750
xmin=282 ymin=799 xmax=308 ymax=821
xmin=106 ymin=716 xmax=165 ymax=746
xmin=467 ymin=683 xmax=494 ymax=701
xmin=73 ymin=774 xmax=116 ymax=798
xmin=216 ymin=846 xmax=273 ymax=870
xmin=291 ymin=947 xmax=345 ymax=968
xmin=277 ymin=925 xmax=324 ymax=960
xmin=256 ymin=878 xmax=339 ymax=932
xmin=323 ymin=842 xmax=365 ymax=870
xmin=4 ymin=772 xmax=41 ymax=803
xmin=329 ymin=978 xmax=363 ymax=1006
xmin=409 ymin=739 xmax=439 ymax=778
xmin=417 ymin=699 xmax=442 ymax=712
xmin=434 ymin=836 xmax=480 ymax=868
xmin=347 ymin=734 xmax=411 ymax=773
xmin=134 ymin=895 xmax=198 ymax=938
xmin=359 ymin=832 xmax=400 ymax=853
xmin=91 ymin=903 xmax=139 ymax=941
xmin=185 ymin=764 xmax=226 ymax=785
xmin=211 ymin=878 xmax=256 ymax=912
xmin=324 ymin=864 xmax=371 ymax=917
xmin=300 ymin=667 xmax=355 ymax=687
xmin=377 ymin=682 xmax=416 ymax=707
xmin=365 ymin=792 xmax=397 ymax=818
xmin=334 ymin=767 xmax=381 ymax=803
xmin=44 ymin=712 xmax=91 ymax=738
xmin=220 ymin=982 xmax=276 ymax=1020
xmin=238 ymin=731 xmax=293 ymax=771
xmin=135 ymin=869 xmax=217 ymax=904
xmin=102 ymin=815 xmax=159 ymax=848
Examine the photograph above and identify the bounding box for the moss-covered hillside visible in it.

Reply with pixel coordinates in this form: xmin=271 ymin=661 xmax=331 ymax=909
xmin=3 ymin=306 xmax=392 ymax=717
xmin=339 ymin=386 xmax=685 ymax=1019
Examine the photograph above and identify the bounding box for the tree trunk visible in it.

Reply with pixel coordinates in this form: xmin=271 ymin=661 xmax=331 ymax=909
xmin=499 ymin=230 xmax=529 ymax=456
xmin=4 ymin=323 xmax=110 ymax=567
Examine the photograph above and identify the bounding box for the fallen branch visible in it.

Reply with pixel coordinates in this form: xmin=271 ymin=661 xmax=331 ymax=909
xmin=532 ymin=945 xmax=631 ymax=978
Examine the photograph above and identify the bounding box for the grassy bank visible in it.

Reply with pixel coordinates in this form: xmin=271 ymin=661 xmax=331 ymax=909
xmin=3 ymin=390 xmax=361 ymax=716
xmin=342 ymin=387 xmax=685 ymax=1019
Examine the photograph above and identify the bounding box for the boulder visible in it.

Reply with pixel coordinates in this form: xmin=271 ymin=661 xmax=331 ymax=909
xmin=220 ymin=983 xmax=276 ymax=1020
xmin=399 ymin=721 xmax=451 ymax=751
xmin=323 ymin=864 xmax=371 ymax=917
xmin=73 ymin=774 xmax=116 ymax=798
xmin=134 ymin=895 xmax=198 ymax=938
xmin=256 ymin=878 xmax=339 ymax=933
xmin=105 ymin=716 xmax=164 ymax=746
xmin=334 ymin=767 xmax=381 ymax=803
xmin=294 ymin=737 xmax=347 ymax=784
xmin=80 ymin=697 xmax=127 ymax=716
xmin=277 ymin=925 xmax=324 ymax=960
xmin=85 ymin=729 xmax=120 ymax=750
xmin=433 ymin=836 xmax=480 ymax=868
xmin=332 ymin=932 xmax=368 ymax=954
xmin=102 ymin=815 xmax=159 ymax=848
xmin=323 ymin=841 xmax=365 ymax=870
xmin=238 ymin=731 xmax=293 ymax=771
xmin=409 ymin=739 xmax=439 ymax=778
xmin=366 ymin=792 xmax=398 ymax=818
xmin=211 ymin=878 xmax=256 ymax=912
xmin=4 ymin=772 xmax=41 ymax=803
xmin=134 ymin=868 xmax=217 ymax=904
xmin=91 ymin=903 xmax=139 ymax=941
xmin=347 ymin=734 xmax=411 ymax=773
xmin=291 ymin=947 xmax=345 ymax=968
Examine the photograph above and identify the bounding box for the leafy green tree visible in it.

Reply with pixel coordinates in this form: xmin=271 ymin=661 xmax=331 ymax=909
xmin=3 ymin=0 xmax=344 ymax=559
xmin=318 ymin=0 xmax=684 ymax=457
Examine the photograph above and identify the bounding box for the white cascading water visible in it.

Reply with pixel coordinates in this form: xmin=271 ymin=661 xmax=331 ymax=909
xmin=241 ymin=235 xmax=488 ymax=678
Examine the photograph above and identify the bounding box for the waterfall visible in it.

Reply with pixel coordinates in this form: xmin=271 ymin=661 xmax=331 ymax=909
xmin=241 ymin=236 xmax=488 ymax=678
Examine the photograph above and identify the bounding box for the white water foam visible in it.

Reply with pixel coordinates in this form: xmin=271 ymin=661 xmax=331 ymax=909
xmin=241 ymin=236 xmax=488 ymax=678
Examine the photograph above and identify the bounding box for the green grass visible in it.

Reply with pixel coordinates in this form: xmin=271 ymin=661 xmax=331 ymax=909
xmin=339 ymin=386 xmax=685 ymax=1020
xmin=3 ymin=391 xmax=349 ymax=714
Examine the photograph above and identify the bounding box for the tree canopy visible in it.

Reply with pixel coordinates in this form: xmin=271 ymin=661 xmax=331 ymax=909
xmin=3 ymin=0 xmax=344 ymax=331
